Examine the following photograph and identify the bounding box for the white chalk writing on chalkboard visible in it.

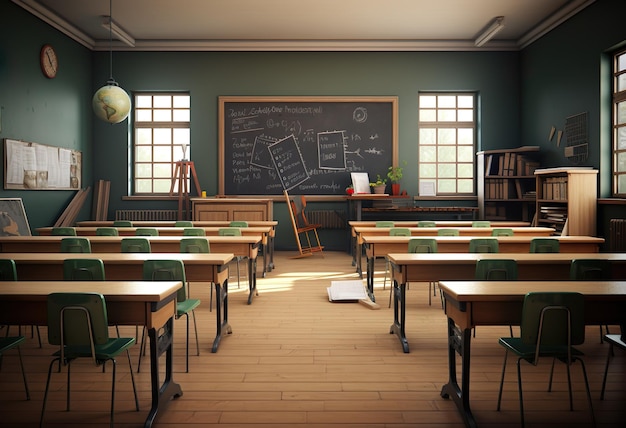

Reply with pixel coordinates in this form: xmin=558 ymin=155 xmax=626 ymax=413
xmin=317 ymin=131 xmax=347 ymax=170
xmin=268 ymin=134 xmax=309 ymax=191
xmin=250 ymin=135 xmax=277 ymax=170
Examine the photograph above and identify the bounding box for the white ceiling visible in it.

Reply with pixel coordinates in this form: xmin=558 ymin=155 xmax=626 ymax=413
xmin=14 ymin=0 xmax=595 ymax=51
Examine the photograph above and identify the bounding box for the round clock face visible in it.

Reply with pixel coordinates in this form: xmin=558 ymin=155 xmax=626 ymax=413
xmin=40 ymin=44 xmax=58 ymax=78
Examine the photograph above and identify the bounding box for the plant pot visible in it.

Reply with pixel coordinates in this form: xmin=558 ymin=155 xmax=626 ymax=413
xmin=391 ymin=183 xmax=400 ymax=195
xmin=373 ymin=184 xmax=386 ymax=194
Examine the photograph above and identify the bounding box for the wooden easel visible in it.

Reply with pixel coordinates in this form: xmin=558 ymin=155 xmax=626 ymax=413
xmin=169 ymin=160 xmax=201 ymax=220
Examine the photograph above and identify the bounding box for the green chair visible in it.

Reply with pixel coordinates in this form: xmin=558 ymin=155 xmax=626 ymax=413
xmin=180 ymin=238 xmax=213 ymax=310
xmin=389 ymin=238 xmax=439 ymax=308
xmin=112 ymin=220 xmax=133 ymax=227
xmin=529 ymin=237 xmax=559 ymax=253
xmin=135 ymin=227 xmax=158 ymax=236
xmin=219 ymin=228 xmax=246 ymax=288
xmin=60 ymin=237 xmax=91 ymax=253
xmin=417 ymin=220 xmax=436 ymax=227
xmin=174 ymin=221 xmax=193 ymax=227
xmin=0 ymin=259 xmax=41 ymax=347
xmin=475 ymin=258 xmax=518 ymax=336
xmin=600 ymin=325 xmax=626 ymax=400
xmin=121 ymin=237 xmax=151 ymax=253
xmin=183 ymin=227 xmax=206 ymax=236
xmin=63 ymin=258 xmax=106 ymax=281
xmin=229 ymin=221 xmax=249 ymax=227
xmin=496 ymin=292 xmax=594 ymax=428
xmin=0 ymin=336 xmax=30 ymax=400
xmin=469 ymin=238 xmax=499 ymax=253
xmin=471 ymin=221 xmax=491 ymax=228
xmin=570 ymin=259 xmax=612 ymax=342
xmin=40 ymin=292 xmax=139 ymax=427
xmin=437 ymin=228 xmax=459 ymax=236
xmin=382 ymin=229 xmax=411 ymax=291
xmin=96 ymin=227 xmax=119 ymax=236
xmin=51 ymin=227 xmax=76 ymax=236
xmin=142 ymin=260 xmax=200 ymax=373
xmin=491 ymin=228 xmax=514 ymax=236
xmin=375 ymin=221 xmax=394 ymax=227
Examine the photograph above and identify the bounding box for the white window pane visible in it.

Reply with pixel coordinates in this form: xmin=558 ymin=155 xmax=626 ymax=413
xmin=438 ymin=163 xmax=456 ymax=178
xmin=419 ymin=109 xmax=436 ymax=121
xmin=419 ymin=128 xmax=436 ymax=144
xmin=136 ymin=95 xmax=152 ymax=108
xmin=619 ymin=53 xmax=626 ymax=72
xmin=154 ymin=163 xmax=172 ymax=178
xmin=135 ymin=164 xmax=152 ymax=178
xmin=619 ymin=174 xmax=626 ymax=193
xmin=438 ymin=129 xmax=456 ymax=145
xmin=419 ymin=146 xmax=436 ymax=162
xmin=458 ymin=146 xmax=474 ymax=161
xmin=135 ymin=179 xmax=152 ymax=192
xmin=419 ymin=164 xmax=436 ymax=178
xmin=618 ymin=73 xmax=626 ymax=92
xmin=153 ymin=96 xmax=171 ymax=108
xmin=458 ymin=164 xmax=473 ymax=178
xmin=154 ymin=109 xmax=172 ymax=121
xmin=136 ymin=109 xmax=152 ymax=122
xmin=173 ymin=109 xmax=190 ymax=122
xmin=438 ymin=109 xmax=456 ymax=122
xmin=154 ymin=146 xmax=172 ymax=162
xmin=437 ymin=179 xmax=456 ymax=192
xmin=135 ymin=146 xmax=152 ymax=162
xmin=419 ymin=95 xmax=436 ymax=108
xmin=458 ymin=109 xmax=474 ymax=122
xmin=438 ymin=96 xmax=456 ymax=108
xmin=458 ymin=179 xmax=474 ymax=193
xmin=173 ymin=128 xmax=190 ymax=145
xmin=438 ymin=146 xmax=456 ymax=162
xmin=618 ymin=152 xmax=626 ymax=172
xmin=618 ymin=102 xmax=626 ymax=125
xmin=136 ymin=128 xmax=152 ymax=145
xmin=458 ymin=128 xmax=474 ymax=145
xmin=617 ymin=127 xmax=626 ymax=150
xmin=154 ymin=129 xmax=172 ymax=145
xmin=458 ymin=96 xmax=473 ymax=108
xmin=173 ymin=95 xmax=190 ymax=108
xmin=154 ymin=179 xmax=172 ymax=193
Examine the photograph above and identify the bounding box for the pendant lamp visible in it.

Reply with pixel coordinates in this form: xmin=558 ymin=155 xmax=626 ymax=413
xmin=92 ymin=0 xmax=131 ymax=124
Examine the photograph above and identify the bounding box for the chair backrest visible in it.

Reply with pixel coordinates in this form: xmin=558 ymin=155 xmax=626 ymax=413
xmin=60 ymin=237 xmax=92 ymax=253
xmin=569 ymin=259 xmax=612 ymax=280
xmin=113 ymin=220 xmax=133 ymax=227
xmin=136 ymin=227 xmax=159 ymax=236
xmin=183 ymin=227 xmax=206 ymax=236
xmin=472 ymin=221 xmax=491 ymax=228
xmin=95 ymin=227 xmax=119 ymax=236
xmin=180 ymin=237 xmax=210 ymax=253
xmin=47 ymin=292 xmax=110 ymax=362
xmin=417 ymin=221 xmax=436 ymax=227
xmin=469 ymin=238 xmax=499 ymax=253
xmin=520 ymin=292 xmax=585 ymax=351
xmin=120 ymin=237 xmax=151 ymax=253
xmin=475 ymin=259 xmax=518 ymax=280
xmin=375 ymin=221 xmax=395 ymax=227
xmin=218 ymin=227 xmax=242 ymax=236
xmin=0 ymin=259 xmax=17 ymax=280
xmin=408 ymin=238 xmax=437 ymax=253
xmin=529 ymin=238 xmax=560 ymax=253
xmin=491 ymin=228 xmax=514 ymax=236
xmin=437 ymin=228 xmax=459 ymax=236
xmin=229 ymin=221 xmax=249 ymax=227
xmin=143 ymin=259 xmax=187 ymax=303
xmin=52 ymin=227 xmax=76 ymax=236
xmin=174 ymin=221 xmax=193 ymax=227
xmin=63 ymin=258 xmax=106 ymax=281
xmin=389 ymin=227 xmax=411 ymax=236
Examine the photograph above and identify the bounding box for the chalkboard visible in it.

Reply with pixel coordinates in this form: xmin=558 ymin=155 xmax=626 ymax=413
xmin=219 ymin=96 xmax=398 ymax=195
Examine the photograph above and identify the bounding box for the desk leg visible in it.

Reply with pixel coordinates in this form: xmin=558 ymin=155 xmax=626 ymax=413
xmin=269 ymin=235 xmax=275 ymax=271
xmin=389 ymin=279 xmax=409 ymax=353
xmin=440 ymin=318 xmax=476 ymax=428
xmin=247 ymin=257 xmax=258 ymax=305
xmin=212 ymin=278 xmax=232 ymax=352
xmin=356 ymin=242 xmax=363 ymax=277
xmin=366 ymin=255 xmax=375 ymax=302
xmin=144 ymin=316 xmax=183 ymax=428
xmin=261 ymin=242 xmax=268 ymax=278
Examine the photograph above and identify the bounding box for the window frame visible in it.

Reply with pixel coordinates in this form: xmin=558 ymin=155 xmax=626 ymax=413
xmin=612 ymin=49 xmax=626 ymax=197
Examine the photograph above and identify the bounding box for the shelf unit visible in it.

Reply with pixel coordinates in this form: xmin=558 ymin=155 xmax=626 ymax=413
xmin=477 ymin=146 xmax=541 ymax=222
xmin=535 ymin=168 xmax=597 ymax=236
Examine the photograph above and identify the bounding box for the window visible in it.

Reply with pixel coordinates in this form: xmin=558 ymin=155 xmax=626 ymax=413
xmin=133 ymin=93 xmax=190 ymax=195
xmin=418 ymin=93 xmax=476 ymax=195
xmin=613 ymin=49 xmax=626 ymax=197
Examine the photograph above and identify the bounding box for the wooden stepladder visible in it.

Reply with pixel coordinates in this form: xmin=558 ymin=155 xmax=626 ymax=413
xmin=170 ymin=160 xmax=201 ymax=220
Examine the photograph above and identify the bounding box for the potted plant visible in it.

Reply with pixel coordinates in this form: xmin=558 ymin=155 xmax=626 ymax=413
xmin=387 ymin=162 xmax=405 ymax=195
xmin=370 ymin=175 xmax=387 ymax=194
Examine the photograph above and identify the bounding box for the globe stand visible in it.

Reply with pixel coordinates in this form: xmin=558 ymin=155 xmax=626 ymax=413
xmin=169 ymin=160 xmax=201 ymax=220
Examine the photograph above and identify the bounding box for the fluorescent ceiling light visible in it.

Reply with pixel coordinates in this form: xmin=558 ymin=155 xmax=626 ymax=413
xmin=101 ymin=17 xmax=135 ymax=47
xmin=475 ymin=16 xmax=505 ymax=47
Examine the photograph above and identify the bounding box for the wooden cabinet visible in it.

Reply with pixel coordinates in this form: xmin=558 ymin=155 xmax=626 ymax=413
xmin=477 ymin=146 xmax=540 ymax=222
xmin=535 ymin=168 xmax=597 ymax=236
xmin=191 ymin=198 xmax=273 ymax=221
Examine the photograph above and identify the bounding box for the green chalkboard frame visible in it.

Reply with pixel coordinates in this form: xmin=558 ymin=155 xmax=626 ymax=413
xmin=218 ymin=96 xmax=398 ymax=198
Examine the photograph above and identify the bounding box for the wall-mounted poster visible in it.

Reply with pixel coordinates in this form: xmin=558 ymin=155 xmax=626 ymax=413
xmin=3 ymin=139 xmax=81 ymax=190
xmin=0 ymin=198 xmax=31 ymax=236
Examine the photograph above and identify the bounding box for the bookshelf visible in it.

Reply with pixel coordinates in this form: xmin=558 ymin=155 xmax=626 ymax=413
xmin=535 ymin=168 xmax=597 ymax=236
xmin=477 ymin=146 xmax=540 ymax=222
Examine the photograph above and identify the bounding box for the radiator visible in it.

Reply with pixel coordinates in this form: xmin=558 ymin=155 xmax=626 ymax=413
xmin=307 ymin=210 xmax=346 ymax=229
xmin=115 ymin=209 xmax=178 ymax=221
xmin=609 ymin=219 xmax=626 ymax=252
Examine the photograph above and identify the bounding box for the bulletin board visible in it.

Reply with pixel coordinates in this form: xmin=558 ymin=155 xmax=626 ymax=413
xmin=4 ymin=139 xmax=81 ymax=190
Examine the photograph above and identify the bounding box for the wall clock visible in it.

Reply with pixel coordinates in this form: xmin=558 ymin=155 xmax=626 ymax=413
xmin=40 ymin=44 xmax=58 ymax=79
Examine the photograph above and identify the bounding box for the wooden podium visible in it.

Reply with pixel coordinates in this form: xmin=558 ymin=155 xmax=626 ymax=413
xmin=170 ymin=160 xmax=201 ymax=220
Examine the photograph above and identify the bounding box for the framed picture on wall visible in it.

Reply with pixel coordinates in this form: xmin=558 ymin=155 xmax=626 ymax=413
xmin=0 ymin=198 xmax=31 ymax=236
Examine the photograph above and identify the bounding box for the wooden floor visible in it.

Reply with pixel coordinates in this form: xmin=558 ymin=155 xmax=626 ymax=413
xmin=0 ymin=250 xmax=624 ymax=427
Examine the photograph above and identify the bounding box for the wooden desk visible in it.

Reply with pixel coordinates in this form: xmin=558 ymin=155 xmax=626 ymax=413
xmin=0 ymin=235 xmax=261 ymax=305
xmin=349 ymin=220 xmax=531 ymax=228
xmin=361 ymin=235 xmax=604 ymax=293
xmin=437 ymin=280 xmax=626 ymax=428
xmin=37 ymin=226 xmax=275 ymax=276
xmin=2 ymin=253 xmax=233 ymax=352
xmin=0 ymin=280 xmax=183 ymax=428
xmin=386 ymin=252 xmax=626 ymax=352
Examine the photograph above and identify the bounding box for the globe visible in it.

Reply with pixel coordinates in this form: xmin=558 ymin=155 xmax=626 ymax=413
xmin=92 ymin=84 xmax=131 ymax=124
